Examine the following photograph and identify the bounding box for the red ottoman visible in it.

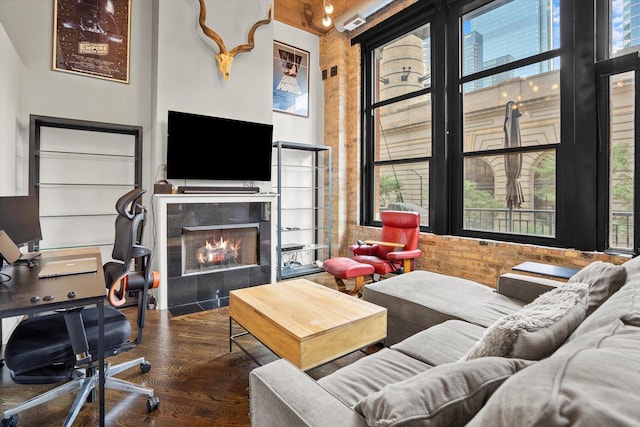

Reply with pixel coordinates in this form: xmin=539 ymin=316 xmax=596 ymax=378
xmin=322 ymin=257 xmax=375 ymax=296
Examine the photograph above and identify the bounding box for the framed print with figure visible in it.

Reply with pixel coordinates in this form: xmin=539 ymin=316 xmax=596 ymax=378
xmin=53 ymin=0 xmax=131 ymax=83
xmin=273 ymin=41 xmax=309 ymax=117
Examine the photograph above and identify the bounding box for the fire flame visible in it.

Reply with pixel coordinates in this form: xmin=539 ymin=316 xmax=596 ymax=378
xmin=205 ymin=237 xmax=241 ymax=253
xmin=197 ymin=237 xmax=242 ymax=264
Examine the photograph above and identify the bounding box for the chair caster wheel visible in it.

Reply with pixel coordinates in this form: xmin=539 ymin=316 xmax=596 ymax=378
xmin=140 ymin=361 xmax=151 ymax=374
xmin=1 ymin=415 xmax=18 ymax=427
xmin=147 ymin=395 xmax=160 ymax=412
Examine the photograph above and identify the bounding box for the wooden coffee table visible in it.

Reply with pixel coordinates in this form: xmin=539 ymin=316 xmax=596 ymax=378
xmin=229 ymin=279 xmax=387 ymax=370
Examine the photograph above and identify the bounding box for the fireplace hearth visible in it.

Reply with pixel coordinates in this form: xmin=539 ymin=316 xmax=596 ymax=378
xmin=153 ymin=194 xmax=277 ymax=314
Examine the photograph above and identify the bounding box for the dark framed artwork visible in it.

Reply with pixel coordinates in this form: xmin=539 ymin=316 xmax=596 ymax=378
xmin=52 ymin=0 xmax=131 ymax=83
xmin=273 ymin=41 xmax=309 ymax=117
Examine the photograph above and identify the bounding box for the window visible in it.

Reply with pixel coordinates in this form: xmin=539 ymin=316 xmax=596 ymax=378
xmin=608 ymin=72 xmax=635 ymax=249
xmin=611 ymin=0 xmax=640 ymax=57
xmin=356 ymin=0 xmax=599 ymax=251
xmin=361 ymin=18 xmax=432 ymax=227
xmin=460 ymin=0 xmax=560 ymax=238
xmin=594 ymin=0 xmax=640 ymax=253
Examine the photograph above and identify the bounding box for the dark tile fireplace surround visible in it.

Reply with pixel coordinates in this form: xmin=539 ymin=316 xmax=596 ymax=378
xmin=164 ymin=200 xmax=272 ymax=316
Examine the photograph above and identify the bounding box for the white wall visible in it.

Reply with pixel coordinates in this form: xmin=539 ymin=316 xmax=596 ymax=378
xmin=0 ymin=21 xmax=26 ymax=341
xmin=0 ymin=0 xmax=323 ymax=234
xmin=0 ymin=22 xmax=25 ymax=196
xmin=272 ymin=21 xmax=324 ymax=147
xmin=0 ymin=0 xmax=153 ymax=194
xmin=152 ymin=0 xmax=275 ymax=190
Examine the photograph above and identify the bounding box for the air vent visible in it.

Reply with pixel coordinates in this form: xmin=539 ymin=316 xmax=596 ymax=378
xmin=343 ymin=15 xmax=366 ymax=31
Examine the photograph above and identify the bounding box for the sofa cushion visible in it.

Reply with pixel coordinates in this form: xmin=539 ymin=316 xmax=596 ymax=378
xmin=569 ymin=257 xmax=640 ymax=340
xmin=568 ymin=260 xmax=627 ymax=316
xmin=497 ymin=273 xmax=562 ymax=304
xmin=467 ymin=319 xmax=640 ymax=426
xmin=317 ymin=347 xmax=432 ymax=408
xmin=354 ymin=357 xmax=533 ymax=427
xmin=363 ymin=270 xmax=524 ymax=345
xmin=392 ymin=320 xmax=486 ymax=366
xmin=622 ymin=253 xmax=640 ymax=281
xmin=461 ymin=281 xmax=588 ymax=361
xmin=249 ymin=359 xmax=368 ymax=427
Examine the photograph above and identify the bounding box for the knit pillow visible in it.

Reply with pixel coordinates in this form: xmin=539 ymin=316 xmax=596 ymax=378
xmin=461 ymin=281 xmax=588 ymax=361
xmin=568 ymin=261 xmax=627 ymax=316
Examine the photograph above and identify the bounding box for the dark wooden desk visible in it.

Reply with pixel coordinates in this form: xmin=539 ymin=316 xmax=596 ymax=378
xmin=0 ymin=247 xmax=105 ymax=427
xmin=512 ymin=261 xmax=580 ymax=280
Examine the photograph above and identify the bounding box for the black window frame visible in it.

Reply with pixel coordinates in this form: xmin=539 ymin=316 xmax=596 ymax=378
xmin=354 ymin=1 xmax=438 ymax=229
xmin=451 ymin=0 xmax=565 ymax=246
xmin=354 ymin=0 xmax=599 ymax=252
xmin=594 ymin=0 xmax=640 ymax=255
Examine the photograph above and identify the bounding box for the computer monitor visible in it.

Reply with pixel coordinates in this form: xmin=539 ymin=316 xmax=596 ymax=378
xmin=0 ymin=193 xmax=42 ymax=251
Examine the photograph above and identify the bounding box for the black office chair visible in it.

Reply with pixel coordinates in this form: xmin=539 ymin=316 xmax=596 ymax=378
xmin=1 ymin=189 xmax=160 ymax=427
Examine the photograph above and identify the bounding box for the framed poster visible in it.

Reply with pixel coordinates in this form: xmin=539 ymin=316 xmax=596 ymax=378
xmin=273 ymin=41 xmax=309 ymax=117
xmin=52 ymin=0 xmax=131 ymax=84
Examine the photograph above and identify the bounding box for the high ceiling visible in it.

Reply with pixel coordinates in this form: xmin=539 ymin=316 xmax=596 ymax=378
xmin=274 ymin=0 xmax=369 ymax=35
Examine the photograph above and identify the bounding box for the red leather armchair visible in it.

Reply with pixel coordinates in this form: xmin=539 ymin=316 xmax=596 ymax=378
xmin=349 ymin=210 xmax=422 ymax=276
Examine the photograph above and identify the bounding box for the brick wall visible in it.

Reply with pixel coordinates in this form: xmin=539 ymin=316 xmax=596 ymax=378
xmin=319 ymin=0 xmax=628 ymax=288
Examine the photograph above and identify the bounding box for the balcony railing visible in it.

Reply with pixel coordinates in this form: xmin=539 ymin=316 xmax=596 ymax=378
xmin=463 ymin=208 xmax=634 ymax=249
xmin=463 ymin=208 xmax=555 ymax=236
xmin=610 ymin=211 xmax=633 ymax=249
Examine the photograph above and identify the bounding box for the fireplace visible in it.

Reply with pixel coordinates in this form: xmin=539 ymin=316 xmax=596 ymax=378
xmin=182 ymin=224 xmax=259 ymax=275
xmin=153 ymin=194 xmax=277 ymax=314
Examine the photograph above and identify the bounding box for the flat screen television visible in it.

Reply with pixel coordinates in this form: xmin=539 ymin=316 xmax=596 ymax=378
xmin=0 ymin=193 xmax=42 ymax=249
xmin=166 ymin=110 xmax=273 ymax=182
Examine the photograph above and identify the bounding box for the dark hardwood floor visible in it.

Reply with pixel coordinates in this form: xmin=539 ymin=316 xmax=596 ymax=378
xmin=0 ymin=273 xmax=375 ymax=426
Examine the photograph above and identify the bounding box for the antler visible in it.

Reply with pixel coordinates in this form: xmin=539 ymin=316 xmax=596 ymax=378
xmin=198 ymin=0 xmax=272 ymax=80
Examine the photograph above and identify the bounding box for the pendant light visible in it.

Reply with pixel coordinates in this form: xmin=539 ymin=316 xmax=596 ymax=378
xmin=324 ymin=0 xmax=334 ymax=14
xmin=322 ymin=0 xmax=333 ymax=27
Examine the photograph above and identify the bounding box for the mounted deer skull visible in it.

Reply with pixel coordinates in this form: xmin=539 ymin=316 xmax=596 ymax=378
xmin=198 ymin=0 xmax=272 ymax=80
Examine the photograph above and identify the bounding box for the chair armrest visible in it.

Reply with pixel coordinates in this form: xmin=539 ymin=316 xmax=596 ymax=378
xmin=386 ymin=249 xmax=422 ymax=261
xmin=363 ymin=240 xmax=405 ymax=248
xmin=349 ymin=244 xmax=378 ymax=256
xmin=249 ymin=359 xmax=366 ymax=427
xmin=496 ymin=273 xmax=564 ymax=304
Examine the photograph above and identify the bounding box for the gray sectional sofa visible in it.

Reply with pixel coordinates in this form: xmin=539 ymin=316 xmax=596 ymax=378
xmin=249 ymin=256 xmax=640 ymax=426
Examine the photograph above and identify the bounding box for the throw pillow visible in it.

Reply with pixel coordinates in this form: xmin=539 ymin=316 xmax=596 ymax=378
xmin=568 ymin=260 xmax=627 ymax=316
xmin=467 ymin=321 xmax=640 ymax=427
xmin=354 ymin=357 xmax=533 ymax=427
xmin=461 ymin=281 xmax=588 ymax=361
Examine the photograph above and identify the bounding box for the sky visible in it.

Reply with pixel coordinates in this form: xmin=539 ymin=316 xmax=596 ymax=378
xmin=549 ymin=0 xmax=628 ymax=55
xmin=612 ymin=0 xmax=624 ymax=53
